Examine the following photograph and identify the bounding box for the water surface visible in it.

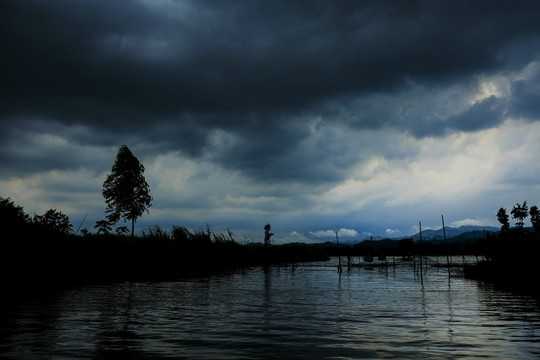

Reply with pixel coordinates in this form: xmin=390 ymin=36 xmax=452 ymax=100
xmin=2 ymin=257 xmax=539 ymax=359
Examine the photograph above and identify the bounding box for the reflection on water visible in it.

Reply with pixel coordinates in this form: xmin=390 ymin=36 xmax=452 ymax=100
xmin=1 ymin=257 xmax=540 ymax=359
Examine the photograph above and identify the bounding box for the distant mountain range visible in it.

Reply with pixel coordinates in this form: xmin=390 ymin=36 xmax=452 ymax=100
xmin=408 ymin=225 xmax=500 ymax=242
xmin=335 ymin=225 xmax=500 ymax=247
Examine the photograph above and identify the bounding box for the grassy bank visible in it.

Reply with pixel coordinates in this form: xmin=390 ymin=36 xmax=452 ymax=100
xmin=1 ymin=226 xmax=329 ymax=297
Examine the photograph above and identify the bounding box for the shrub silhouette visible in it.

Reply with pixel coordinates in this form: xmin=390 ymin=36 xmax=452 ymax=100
xmin=0 ymin=197 xmax=31 ymax=228
xmin=33 ymin=209 xmax=73 ymax=234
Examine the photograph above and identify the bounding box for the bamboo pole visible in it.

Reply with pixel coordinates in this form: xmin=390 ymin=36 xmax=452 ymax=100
xmin=419 ymin=221 xmax=424 ymax=287
xmin=336 ymin=231 xmax=342 ymax=274
xmin=75 ymin=213 xmax=88 ymax=234
xmin=442 ymin=215 xmax=451 ymax=281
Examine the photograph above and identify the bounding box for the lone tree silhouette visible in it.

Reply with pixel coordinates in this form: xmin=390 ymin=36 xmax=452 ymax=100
xmin=264 ymin=223 xmax=274 ymax=248
xmin=102 ymin=145 xmax=152 ymax=238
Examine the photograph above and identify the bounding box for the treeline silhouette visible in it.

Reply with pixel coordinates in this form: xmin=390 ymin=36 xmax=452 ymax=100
xmin=464 ymin=201 xmax=540 ymax=297
xmin=464 ymin=228 xmax=540 ymax=296
xmin=1 ymin=197 xmax=328 ymax=295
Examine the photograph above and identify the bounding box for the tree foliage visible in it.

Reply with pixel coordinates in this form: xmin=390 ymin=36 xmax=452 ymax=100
xmin=101 ymin=145 xmax=152 ymax=238
xmin=510 ymin=201 xmax=528 ymax=229
xmin=94 ymin=219 xmax=113 ymax=234
xmin=529 ymin=205 xmax=540 ymax=233
xmin=0 ymin=197 xmax=31 ymax=228
xmin=496 ymin=207 xmax=510 ymax=233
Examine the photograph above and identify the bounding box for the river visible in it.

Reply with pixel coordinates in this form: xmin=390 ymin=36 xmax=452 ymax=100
xmin=1 ymin=257 xmax=539 ymax=359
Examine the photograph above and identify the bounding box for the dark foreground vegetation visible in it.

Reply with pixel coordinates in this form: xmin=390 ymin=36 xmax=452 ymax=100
xmin=463 ymin=202 xmax=540 ymax=298
xmin=1 ymin=197 xmax=329 ymax=297
xmin=463 ymin=229 xmax=540 ymax=297
xmin=2 ymin=227 xmax=328 ymax=295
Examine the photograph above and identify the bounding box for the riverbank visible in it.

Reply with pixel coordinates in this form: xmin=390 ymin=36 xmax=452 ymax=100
xmin=2 ymin=233 xmax=329 ymax=299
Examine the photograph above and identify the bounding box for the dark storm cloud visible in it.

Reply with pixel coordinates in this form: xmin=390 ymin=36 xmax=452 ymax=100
xmin=447 ymin=96 xmax=506 ymax=133
xmin=509 ymin=71 xmax=540 ymax=120
xmin=2 ymin=0 xmax=540 ymax=180
xmin=0 ymin=119 xmax=110 ymax=175
xmin=411 ymin=96 xmax=507 ymax=138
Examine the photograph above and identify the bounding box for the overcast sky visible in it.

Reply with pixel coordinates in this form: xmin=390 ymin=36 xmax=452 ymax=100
xmin=2 ymin=0 xmax=540 ymax=243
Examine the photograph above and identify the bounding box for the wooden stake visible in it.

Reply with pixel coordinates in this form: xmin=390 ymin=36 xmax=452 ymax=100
xmin=419 ymin=221 xmax=424 ymax=287
xmin=336 ymin=231 xmax=342 ymax=274
xmin=442 ymin=214 xmax=451 ymax=282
